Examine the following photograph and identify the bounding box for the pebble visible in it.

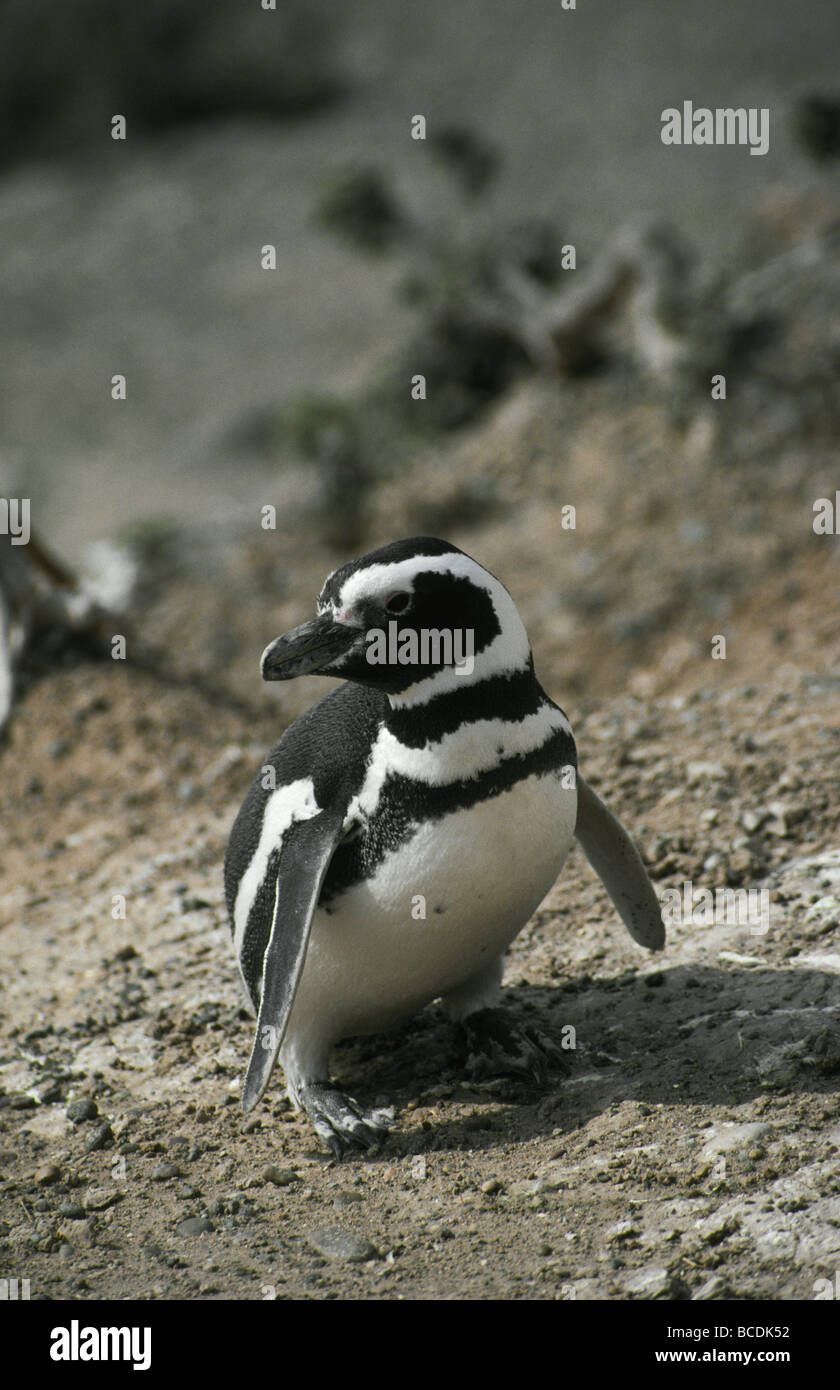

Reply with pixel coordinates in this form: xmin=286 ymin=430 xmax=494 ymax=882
xmin=151 ymin=1163 xmax=182 ymax=1181
xmin=509 ymin=1178 xmax=545 ymax=1197
xmin=58 ymin=1203 xmax=87 ymax=1220
xmin=176 ymin=1216 xmax=215 ymax=1237
xmin=693 ymin=1275 xmax=731 ymax=1300
xmin=307 ymin=1227 xmax=376 ymax=1263
xmin=263 ymin=1165 xmax=298 ymax=1187
xmin=697 ymin=1213 xmax=740 ymax=1246
xmin=34 ymin=1163 xmax=61 ymax=1185
xmin=84 ymin=1123 xmax=113 ymax=1153
xmin=9 ymin=1094 xmax=37 ymax=1110
xmin=718 ymin=951 xmax=761 ymax=967
xmin=623 ymin=1266 xmax=674 ymax=1299
xmin=480 ymin=1178 xmax=503 ymax=1195
xmin=85 ymin=1187 xmax=122 ymax=1211
xmin=687 ymin=761 xmax=727 ymax=786
xmin=66 ymin=1099 xmax=98 ymax=1124
xmin=605 ymin=1220 xmax=640 ymax=1243
xmin=700 ymin=1122 xmax=769 ymax=1159
xmin=332 ymin=1190 xmax=363 ymax=1210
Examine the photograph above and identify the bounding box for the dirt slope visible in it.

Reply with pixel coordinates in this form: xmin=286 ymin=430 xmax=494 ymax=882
xmin=1 ymin=522 xmax=837 ymax=1299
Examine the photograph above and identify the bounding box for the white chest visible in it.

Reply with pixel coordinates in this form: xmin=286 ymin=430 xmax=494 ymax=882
xmin=287 ymin=767 xmax=577 ymax=1047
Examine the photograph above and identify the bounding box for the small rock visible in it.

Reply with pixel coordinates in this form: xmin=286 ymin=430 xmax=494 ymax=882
xmin=333 ymin=1190 xmax=364 ymax=1210
xmin=85 ymin=1187 xmax=122 ymax=1211
xmin=718 ymin=951 xmax=761 ymax=967
xmin=693 ymin=1275 xmax=731 ymax=1300
xmin=263 ymin=1165 xmax=298 ymax=1187
xmin=623 ymin=1266 xmax=675 ymax=1299
xmin=176 ymin=1216 xmax=215 ymax=1237
xmin=84 ymin=1123 xmax=113 ymax=1153
xmin=34 ymin=1164 xmax=61 ymax=1185
xmin=726 ymin=848 xmax=757 ymax=884
xmin=57 ymin=1203 xmax=87 ymax=1220
xmin=481 ymin=1178 xmax=503 ymax=1195
xmin=151 ymin=1163 xmax=182 ymax=1181
xmin=509 ymin=1178 xmax=546 ymax=1197
xmin=697 ymin=1214 xmax=740 ymax=1246
xmin=66 ymin=1099 xmax=98 ymax=1125
xmin=307 ymin=1227 xmax=376 ymax=1263
xmin=700 ymin=1122 xmax=769 ymax=1159
xmin=9 ymin=1094 xmax=37 ymax=1110
xmin=537 ymin=1163 xmax=568 ymax=1192
xmin=687 ymin=761 xmax=727 ymax=786
xmin=605 ymin=1220 xmax=640 ymax=1243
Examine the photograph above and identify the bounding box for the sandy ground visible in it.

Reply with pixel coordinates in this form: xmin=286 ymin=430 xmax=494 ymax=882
xmin=1 ymin=402 xmax=838 ymax=1298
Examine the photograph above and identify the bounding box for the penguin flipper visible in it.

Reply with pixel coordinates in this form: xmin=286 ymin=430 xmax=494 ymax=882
xmin=241 ymin=805 xmax=346 ymax=1112
xmin=574 ymin=774 xmax=665 ymax=951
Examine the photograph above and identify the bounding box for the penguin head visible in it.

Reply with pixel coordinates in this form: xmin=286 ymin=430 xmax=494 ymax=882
xmin=260 ymin=537 xmax=532 ymax=699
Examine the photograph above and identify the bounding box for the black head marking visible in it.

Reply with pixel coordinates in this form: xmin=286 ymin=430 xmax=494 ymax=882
xmin=319 ymin=536 xmax=464 ymax=611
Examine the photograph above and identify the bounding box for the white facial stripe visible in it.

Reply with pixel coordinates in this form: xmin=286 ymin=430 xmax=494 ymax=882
xmin=335 ymin=553 xmax=531 ymax=701
xmin=233 ymin=778 xmax=319 ymax=961
xmin=337 ymin=552 xmax=489 ymax=610
xmin=347 ymin=705 xmax=570 ymax=821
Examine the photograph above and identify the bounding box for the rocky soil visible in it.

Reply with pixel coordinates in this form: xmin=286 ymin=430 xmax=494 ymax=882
xmin=1 ymin=381 xmax=838 ymax=1299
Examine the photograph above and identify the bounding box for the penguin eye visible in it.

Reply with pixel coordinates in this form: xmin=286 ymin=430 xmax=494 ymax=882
xmin=384 ymin=591 xmax=411 ymax=615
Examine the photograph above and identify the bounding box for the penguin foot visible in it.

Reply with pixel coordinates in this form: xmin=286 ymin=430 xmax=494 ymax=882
xmin=300 ymin=1082 xmax=392 ymax=1159
xmin=462 ymin=1008 xmax=568 ymax=1087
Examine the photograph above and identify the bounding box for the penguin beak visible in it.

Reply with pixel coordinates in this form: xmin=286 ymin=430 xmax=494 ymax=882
xmin=261 ymin=614 xmax=359 ymax=680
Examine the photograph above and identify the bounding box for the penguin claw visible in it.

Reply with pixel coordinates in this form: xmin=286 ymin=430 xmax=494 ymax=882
xmin=300 ymin=1082 xmax=392 ymax=1158
xmin=462 ymin=1008 xmax=569 ymax=1087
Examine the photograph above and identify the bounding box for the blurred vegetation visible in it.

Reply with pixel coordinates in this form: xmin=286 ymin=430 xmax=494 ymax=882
xmin=0 ymin=0 xmax=345 ymax=166
xmin=426 ymin=123 xmax=500 ymax=196
xmin=314 ymin=167 xmax=407 ymax=253
xmin=313 ymin=146 xmax=572 ymax=434
xmin=793 ymin=95 xmax=840 ymax=162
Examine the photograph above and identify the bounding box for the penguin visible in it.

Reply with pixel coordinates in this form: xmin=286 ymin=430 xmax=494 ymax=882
xmin=224 ymin=537 xmax=664 ymax=1155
